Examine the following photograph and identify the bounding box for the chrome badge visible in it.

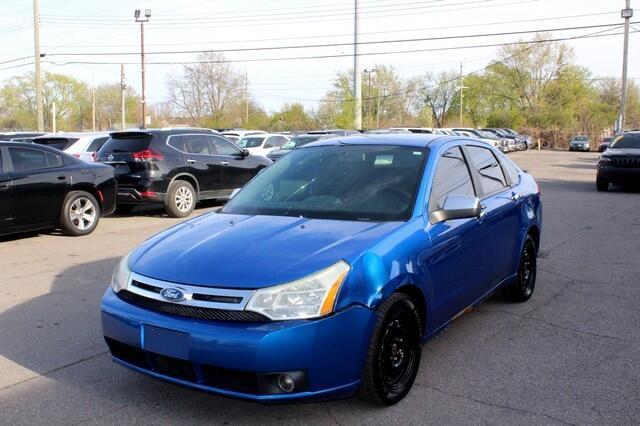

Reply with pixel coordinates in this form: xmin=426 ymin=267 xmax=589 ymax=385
xmin=160 ymin=287 xmax=187 ymax=302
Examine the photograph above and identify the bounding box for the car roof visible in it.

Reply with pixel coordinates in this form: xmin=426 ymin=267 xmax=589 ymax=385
xmin=301 ymin=133 xmax=463 ymax=149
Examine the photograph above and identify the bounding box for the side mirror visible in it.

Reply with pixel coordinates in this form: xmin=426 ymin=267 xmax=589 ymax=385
xmin=429 ymin=194 xmax=483 ymax=224
xmin=230 ymin=188 xmax=242 ymax=199
xmin=240 ymin=149 xmax=250 ymax=157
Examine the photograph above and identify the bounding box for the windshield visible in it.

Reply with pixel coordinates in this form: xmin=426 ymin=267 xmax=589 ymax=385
xmin=610 ymin=134 xmax=640 ymax=149
xmin=280 ymin=135 xmax=322 ymax=150
xmin=222 ymin=145 xmax=427 ymax=221
xmin=478 ymin=130 xmax=499 ymax=139
xmin=238 ymin=136 xmax=265 ymax=148
xmin=572 ymin=136 xmax=588 ymax=142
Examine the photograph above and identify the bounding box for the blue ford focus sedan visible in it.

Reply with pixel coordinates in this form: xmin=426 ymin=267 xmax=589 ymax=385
xmin=102 ymin=134 xmax=542 ymax=405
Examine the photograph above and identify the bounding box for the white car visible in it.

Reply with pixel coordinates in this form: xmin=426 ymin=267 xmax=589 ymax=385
xmin=236 ymin=133 xmax=290 ymax=157
xmin=451 ymin=128 xmax=500 ymax=149
xmin=221 ymin=130 xmax=267 ymax=143
xmin=64 ymin=132 xmax=111 ymax=162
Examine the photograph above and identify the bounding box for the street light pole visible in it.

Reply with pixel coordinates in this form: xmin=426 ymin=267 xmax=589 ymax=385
xmin=33 ymin=0 xmax=44 ymax=132
xmin=135 ymin=9 xmax=151 ymax=128
xmin=353 ymin=0 xmax=362 ymax=130
xmin=619 ymin=1 xmax=633 ymax=132
xmin=121 ymin=64 xmax=126 ymax=130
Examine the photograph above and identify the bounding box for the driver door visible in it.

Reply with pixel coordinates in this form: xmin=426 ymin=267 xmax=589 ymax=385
xmin=0 ymin=148 xmax=13 ymax=233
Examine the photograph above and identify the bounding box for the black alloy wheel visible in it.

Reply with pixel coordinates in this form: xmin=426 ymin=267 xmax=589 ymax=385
xmin=358 ymin=293 xmax=422 ymax=405
xmin=503 ymin=235 xmax=537 ymax=303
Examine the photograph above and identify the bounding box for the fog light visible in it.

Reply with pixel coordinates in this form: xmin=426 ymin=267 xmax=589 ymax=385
xmin=277 ymin=374 xmax=295 ymax=393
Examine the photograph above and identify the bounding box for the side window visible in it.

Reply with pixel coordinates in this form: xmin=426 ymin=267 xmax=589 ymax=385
xmin=45 ymin=152 xmax=63 ymax=168
xmin=499 ymin=154 xmax=520 ymax=185
xmin=9 ymin=148 xmax=50 ymax=172
xmin=265 ymin=136 xmax=287 ymax=148
xmin=211 ymin=136 xmax=241 ymax=155
xmin=168 ymin=135 xmax=186 ymax=152
xmin=429 ymin=146 xmax=476 ymax=213
xmin=87 ymin=137 xmax=108 ymax=152
xmin=182 ymin=135 xmax=213 ymax=155
xmin=466 ymin=146 xmax=508 ymax=194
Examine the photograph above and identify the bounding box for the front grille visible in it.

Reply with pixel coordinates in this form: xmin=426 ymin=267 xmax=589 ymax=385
xmin=611 ymin=156 xmax=640 ymax=168
xmin=105 ymin=338 xmax=260 ymax=394
xmin=117 ymin=290 xmax=270 ymax=322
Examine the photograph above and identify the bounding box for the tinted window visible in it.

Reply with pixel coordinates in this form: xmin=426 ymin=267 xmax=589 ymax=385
xmin=429 ymin=147 xmax=475 ymax=213
xmin=173 ymin=135 xmax=213 ymax=155
xmin=223 ymin=145 xmax=427 ymax=222
xmin=264 ymin=136 xmax=288 ymax=148
xmin=610 ymin=134 xmax=640 ymax=149
xmin=500 ymin=155 xmax=520 ymax=185
xmin=100 ymin=133 xmax=153 ymax=154
xmin=9 ymin=148 xmax=62 ymax=172
xmin=238 ymin=136 xmax=265 ymax=148
xmin=282 ymin=135 xmax=322 ymax=150
xmin=34 ymin=137 xmax=78 ymax=151
xmin=466 ymin=146 xmax=508 ymax=194
xmin=211 ymin=137 xmax=241 ymax=155
xmin=87 ymin=137 xmax=108 ymax=152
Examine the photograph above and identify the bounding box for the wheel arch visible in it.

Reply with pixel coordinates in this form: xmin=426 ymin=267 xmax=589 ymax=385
xmin=170 ymin=173 xmax=200 ymax=195
xmin=526 ymin=225 xmax=540 ymax=253
xmin=69 ymin=183 xmax=102 ymax=209
xmin=395 ymin=284 xmax=428 ymax=336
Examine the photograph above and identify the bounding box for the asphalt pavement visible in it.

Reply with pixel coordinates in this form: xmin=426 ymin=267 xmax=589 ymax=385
xmin=0 ymin=150 xmax=638 ymax=425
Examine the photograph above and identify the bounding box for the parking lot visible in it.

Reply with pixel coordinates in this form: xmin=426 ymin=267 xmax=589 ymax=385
xmin=0 ymin=149 xmax=638 ymax=424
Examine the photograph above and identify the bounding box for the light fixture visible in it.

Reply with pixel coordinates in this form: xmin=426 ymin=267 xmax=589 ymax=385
xmin=145 ymin=9 xmax=151 ymax=18
xmin=621 ymin=8 xmax=633 ymax=19
xmin=134 ymin=9 xmax=140 ymax=19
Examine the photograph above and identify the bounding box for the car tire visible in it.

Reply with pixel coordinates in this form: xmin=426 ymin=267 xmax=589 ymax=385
xmin=596 ymin=176 xmax=609 ymax=192
xmin=503 ymin=235 xmax=537 ymax=303
xmin=115 ymin=204 xmax=136 ymax=215
xmin=165 ymin=180 xmax=196 ymax=218
xmin=59 ymin=191 xmax=101 ymax=236
xmin=357 ymin=293 xmax=422 ymax=406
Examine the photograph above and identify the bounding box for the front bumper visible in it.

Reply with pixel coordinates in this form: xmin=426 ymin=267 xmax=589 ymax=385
xmin=597 ymin=165 xmax=640 ymax=184
xmin=101 ymin=288 xmax=376 ymax=402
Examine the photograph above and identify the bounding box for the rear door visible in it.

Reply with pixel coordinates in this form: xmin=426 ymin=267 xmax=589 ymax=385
xmin=167 ymin=134 xmax=221 ymax=193
xmin=464 ymin=145 xmax=521 ymax=286
xmin=0 ymin=148 xmax=13 ymax=233
xmin=8 ymin=146 xmax=69 ymax=226
xmin=210 ymin=135 xmax=258 ymax=190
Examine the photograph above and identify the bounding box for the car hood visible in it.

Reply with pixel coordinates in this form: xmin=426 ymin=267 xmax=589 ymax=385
xmin=130 ymin=213 xmax=403 ymax=288
xmin=604 ymin=148 xmax=640 ymax=156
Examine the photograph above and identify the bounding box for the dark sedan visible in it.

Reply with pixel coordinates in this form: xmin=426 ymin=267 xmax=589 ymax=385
xmin=267 ymin=134 xmax=331 ymax=162
xmin=0 ymin=142 xmax=116 ymax=237
xmin=597 ymin=132 xmax=640 ymax=191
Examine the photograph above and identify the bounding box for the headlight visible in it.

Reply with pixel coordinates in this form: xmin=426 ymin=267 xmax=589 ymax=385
xmin=599 ymin=156 xmax=611 ymax=164
xmin=110 ymin=251 xmax=132 ymax=293
xmin=245 ymin=260 xmax=350 ymax=320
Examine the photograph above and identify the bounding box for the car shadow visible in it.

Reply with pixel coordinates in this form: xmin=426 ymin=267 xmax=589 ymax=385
xmin=110 ymin=199 xmax=226 ymax=218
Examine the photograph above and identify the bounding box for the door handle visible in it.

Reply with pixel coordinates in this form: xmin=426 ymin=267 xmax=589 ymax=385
xmin=0 ymin=183 xmax=9 ymax=191
xmin=511 ymin=192 xmax=521 ymax=202
xmin=57 ymin=175 xmax=67 ymax=181
xmin=187 ymin=159 xmax=197 ymax=164
xmin=221 ymin=161 xmax=229 ymax=166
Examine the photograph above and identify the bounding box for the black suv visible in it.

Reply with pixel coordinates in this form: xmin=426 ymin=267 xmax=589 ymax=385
xmin=96 ymin=128 xmax=272 ymax=217
xmin=597 ymin=132 xmax=640 ymax=191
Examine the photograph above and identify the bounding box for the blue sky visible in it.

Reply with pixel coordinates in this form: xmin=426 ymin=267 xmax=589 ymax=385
xmin=0 ymin=0 xmax=636 ymax=112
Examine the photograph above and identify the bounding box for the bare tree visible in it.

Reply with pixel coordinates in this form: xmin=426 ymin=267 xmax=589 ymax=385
xmin=420 ymin=71 xmax=458 ymax=128
xmin=167 ymin=52 xmax=243 ymax=126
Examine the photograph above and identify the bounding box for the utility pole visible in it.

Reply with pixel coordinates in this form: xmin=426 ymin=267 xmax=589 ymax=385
xmin=364 ymin=69 xmax=376 ymax=129
xmin=376 ymin=87 xmax=386 ymax=129
xmin=135 ymin=9 xmax=151 ymax=128
xmin=619 ymin=1 xmax=633 ymax=132
xmin=91 ymin=85 xmax=96 ymax=131
xmin=244 ymin=70 xmax=249 ymax=126
xmin=121 ymin=64 xmax=126 ymax=130
xmin=33 ymin=0 xmax=44 ymax=132
xmin=458 ymin=64 xmax=468 ymax=127
xmin=51 ymin=101 xmax=56 ymax=132
xmin=353 ymin=0 xmax=362 ymax=130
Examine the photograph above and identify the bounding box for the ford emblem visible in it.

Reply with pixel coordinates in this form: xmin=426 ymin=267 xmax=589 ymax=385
xmin=160 ymin=287 xmax=186 ymax=302
xmin=107 ymin=154 xmax=114 ymax=161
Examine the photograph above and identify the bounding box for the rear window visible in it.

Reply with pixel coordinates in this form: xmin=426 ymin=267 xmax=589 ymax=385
xmin=87 ymin=137 xmax=109 ymax=152
xmin=34 ymin=138 xmax=79 ymax=151
xmin=100 ymin=133 xmax=154 ymax=154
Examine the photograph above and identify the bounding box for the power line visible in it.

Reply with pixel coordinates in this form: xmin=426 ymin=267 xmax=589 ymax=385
xmin=44 ymin=21 xmax=633 ymax=58
xmin=42 ymin=26 xmax=632 ymax=66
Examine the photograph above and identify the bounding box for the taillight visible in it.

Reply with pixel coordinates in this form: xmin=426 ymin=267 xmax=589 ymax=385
xmin=132 ymin=149 xmax=163 ymax=161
